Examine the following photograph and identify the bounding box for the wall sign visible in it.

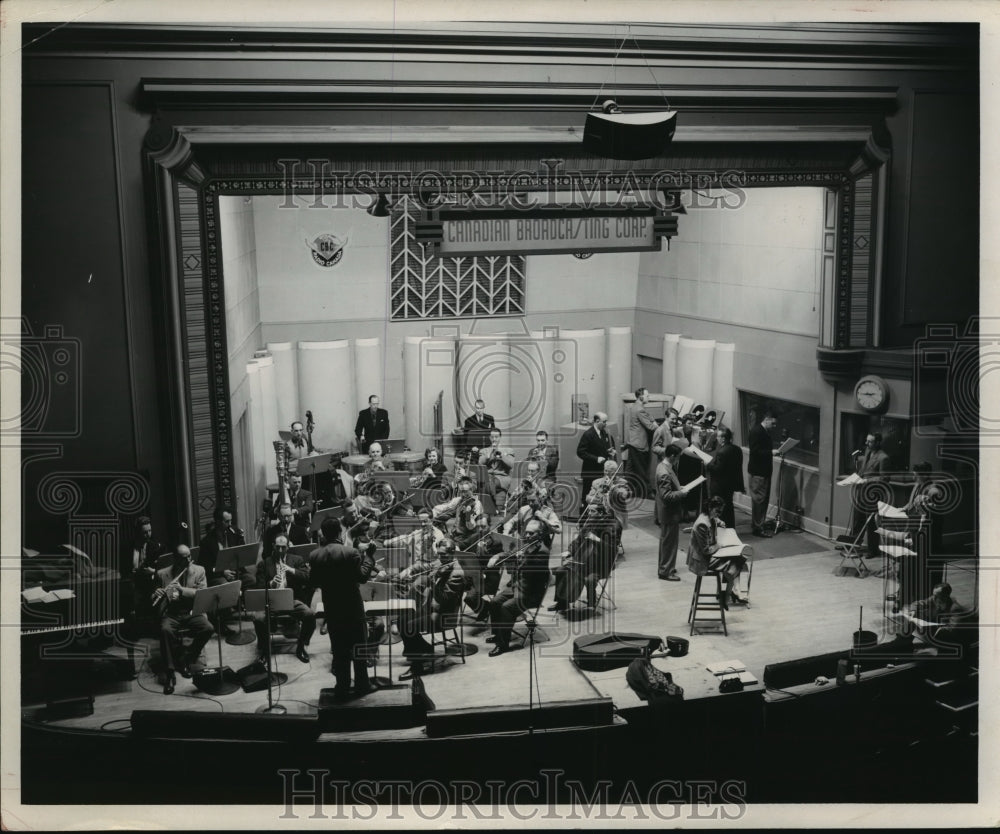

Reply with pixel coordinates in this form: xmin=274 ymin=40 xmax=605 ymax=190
xmin=415 ymin=208 xmax=678 ymax=257
xmin=305 ymin=232 xmax=348 ymax=267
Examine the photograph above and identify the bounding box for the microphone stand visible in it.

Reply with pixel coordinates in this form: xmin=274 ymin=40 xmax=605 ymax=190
xmin=256 ymin=579 xmax=289 ymax=714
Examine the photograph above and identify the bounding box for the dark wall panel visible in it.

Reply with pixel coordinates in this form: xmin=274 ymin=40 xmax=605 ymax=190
xmin=22 ymin=83 xmax=135 ymax=548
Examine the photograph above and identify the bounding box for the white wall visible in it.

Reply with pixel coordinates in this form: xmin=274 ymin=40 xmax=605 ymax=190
xmin=637 ymin=187 xmax=823 ymax=337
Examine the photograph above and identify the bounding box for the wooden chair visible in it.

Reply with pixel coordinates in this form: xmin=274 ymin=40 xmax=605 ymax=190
xmin=687 ymin=570 xmax=728 ymax=636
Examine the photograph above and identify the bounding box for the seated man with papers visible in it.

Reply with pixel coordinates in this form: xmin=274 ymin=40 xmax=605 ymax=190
xmin=686 ymin=496 xmax=749 ymax=608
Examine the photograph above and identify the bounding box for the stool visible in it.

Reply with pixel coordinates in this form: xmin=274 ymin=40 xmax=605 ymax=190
xmin=687 ymin=572 xmax=727 ymax=636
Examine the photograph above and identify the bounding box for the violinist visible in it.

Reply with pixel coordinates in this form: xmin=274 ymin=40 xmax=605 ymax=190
xmin=502 ymin=488 xmax=562 ymax=539
xmin=585 ymin=459 xmax=630 ymax=518
xmin=549 ymin=496 xmax=622 ymax=613
xmin=503 ymin=463 xmax=544 ymax=515
xmin=483 ymin=519 xmax=552 ymax=657
xmin=250 ymin=534 xmax=314 ymax=664
xmin=396 ymin=538 xmax=468 ymax=680
xmin=464 ymin=514 xmax=504 ymax=620
xmin=432 ymin=477 xmax=485 ymax=550
xmin=347 ymin=479 xmax=401 ymax=538
xmin=381 ymin=510 xmax=446 ymax=582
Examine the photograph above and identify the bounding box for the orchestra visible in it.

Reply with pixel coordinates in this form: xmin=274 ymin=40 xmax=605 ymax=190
xmin=122 ymin=396 xmax=768 ymax=702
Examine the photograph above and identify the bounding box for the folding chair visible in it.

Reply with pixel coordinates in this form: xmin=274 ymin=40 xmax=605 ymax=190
xmin=834 ymin=513 xmax=874 ymax=577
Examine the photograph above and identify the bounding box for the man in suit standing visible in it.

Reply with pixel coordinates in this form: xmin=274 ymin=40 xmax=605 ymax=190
xmin=850 ymin=431 xmax=891 ymax=556
xmin=624 ymin=387 xmax=657 ymax=500
xmin=308 ymin=517 xmax=379 ymax=698
xmin=576 ymin=412 xmax=617 ymax=515
xmin=154 ymin=544 xmax=214 ymax=694
xmin=250 ymin=534 xmax=314 ymax=664
xmin=463 ymin=399 xmax=496 ymax=452
xmin=527 ymin=430 xmax=560 ymax=483
xmin=355 ymin=394 xmax=390 ymax=455
xmin=706 ymin=426 xmax=745 ymax=529
xmin=748 ymin=412 xmax=778 ymax=537
xmin=286 ymin=473 xmax=314 ymax=523
xmin=656 ymin=444 xmax=687 ymax=581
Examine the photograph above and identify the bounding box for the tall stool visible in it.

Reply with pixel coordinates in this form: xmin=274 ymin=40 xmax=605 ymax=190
xmin=687 ymin=571 xmax=728 ymax=636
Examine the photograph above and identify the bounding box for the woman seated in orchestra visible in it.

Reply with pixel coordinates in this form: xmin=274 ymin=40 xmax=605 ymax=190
xmin=410 ymin=447 xmax=448 ymax=490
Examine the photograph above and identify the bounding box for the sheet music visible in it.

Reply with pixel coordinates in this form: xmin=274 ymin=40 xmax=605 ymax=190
xmin=680 ymin=475 xmax=706 ymax=494
xmin=21 ymin=586 xmax=48 ymax=602
xmin=775 ymin=437 xmax=799 ymax=455
xmin=707 ymin=659 xmax=747 ymax=675
xmin=879 ymin=544 xmax=917 ymax=557
xmin=687 ymin=445 xmax=713 ymax=465
xmin=716 ymin=527 xmax=743 ymax=548
xmin=837 ymin=473 xmax=863 ymax=486
xmin=877 ymin=500 xmax=908 ymax=518
xmin=672 ymin=394 xmax=693 ymax=416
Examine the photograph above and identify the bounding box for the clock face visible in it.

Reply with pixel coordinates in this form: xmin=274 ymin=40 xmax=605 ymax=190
xmin=855 ymin=377 xmax=887 ymax=412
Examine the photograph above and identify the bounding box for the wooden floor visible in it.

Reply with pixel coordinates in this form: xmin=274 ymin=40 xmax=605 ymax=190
xmin=26 ymin=499 xmax=960 ymax=738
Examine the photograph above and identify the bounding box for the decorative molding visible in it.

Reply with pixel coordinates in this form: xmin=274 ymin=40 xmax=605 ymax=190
xmin=143 ymin=118 xmax=205 ymax=187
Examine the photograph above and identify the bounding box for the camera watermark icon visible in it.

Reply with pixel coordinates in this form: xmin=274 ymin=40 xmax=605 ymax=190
xmin=914 ymin=317 xmax=997 ymax=437
xmin=418 ymin=321 xmax=579 ymax=443
xmin=1 ymin=318 xmax=81 ymax=437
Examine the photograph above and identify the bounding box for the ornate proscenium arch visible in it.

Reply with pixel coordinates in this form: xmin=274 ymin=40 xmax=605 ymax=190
xmin=143 ymin=120 xmax=891 ymax=533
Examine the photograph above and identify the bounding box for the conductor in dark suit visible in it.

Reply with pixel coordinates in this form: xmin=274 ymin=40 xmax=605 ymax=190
xmin=463 ymin=399 xmax=496 ymax=451
xmin=308 ymin=516 xmax=379 ymax=698
xmin=355 ymin=394 xmax=390 ymax=455
xmin=706 ymin=426 xmax=745 ymax=529
xmin=576 ymin=412 xmax=617 ymax=514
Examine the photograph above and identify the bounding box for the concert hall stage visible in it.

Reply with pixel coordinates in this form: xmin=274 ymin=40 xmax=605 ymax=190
xmin=20 ymin=502 xmax=978 ymax=805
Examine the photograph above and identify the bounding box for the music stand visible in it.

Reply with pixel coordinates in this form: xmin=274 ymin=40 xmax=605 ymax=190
xmin=771 ymin=437 xmax=800 ymax=534
xmin=297 ymin=453 xmax=334 ymax=511
xmin=364 ymin=596 xmax=416 ymax=687
xmin=310 ymin=506 xmax=345 ymax=536
xmin=286 ymin=543 xmax=316 ymax=559
xmin=217 ymin=543 xmax=261 ymax=646
xmin=244 ymin=587 xmax=294 ymax=713
xmin=191 ymin=581 xmax=242 ymax=695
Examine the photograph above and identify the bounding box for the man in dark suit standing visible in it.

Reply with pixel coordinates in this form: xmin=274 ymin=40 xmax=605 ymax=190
xmin=624 ymin=387 xmax=657 ymax=499
xmin=355 ymin=394 xmax=390 ymax=455
xmin=655 ymin=444 xmax=687 ymax=581
xmin=463 ymin=399 xmax=496 ymax=452
xmin=286 ymin=473 xmax=314 ymax=523
xmin=850 ymin=431 xmax=891 ymax=556
xmin=576 ymin=412 xmax=617 ymax=514
xmin=308 ymin=516 xmax=379 ymax=698
xmin=706 ymin=426 xmax=745 ymax=529
xmin=747 ymin=412 xmax=778 ymax=537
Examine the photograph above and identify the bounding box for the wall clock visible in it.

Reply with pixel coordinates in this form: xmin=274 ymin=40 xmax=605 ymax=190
xmin=854 ymin=375 xmax=890 ymax=414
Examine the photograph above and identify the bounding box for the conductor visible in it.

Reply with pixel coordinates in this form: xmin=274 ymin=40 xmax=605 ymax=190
xmin=309 ymin=516 xmax=380 ymax=699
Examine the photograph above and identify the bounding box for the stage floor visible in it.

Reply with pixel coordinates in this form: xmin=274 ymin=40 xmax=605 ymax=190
xmin=23 ymin=501 xmax=966 ymax=735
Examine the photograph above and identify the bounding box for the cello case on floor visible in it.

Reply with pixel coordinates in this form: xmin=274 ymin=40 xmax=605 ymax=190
xmin=572 ymin=632 xmax=663 ymax=671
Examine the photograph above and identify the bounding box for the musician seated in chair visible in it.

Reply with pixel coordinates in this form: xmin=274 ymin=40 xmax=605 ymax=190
xmin=198 ymin=507 xmax=246 ymax=587
xmin=463 ymin=514 xmax=504 ymax=620
xmin=527 ymin=430 xmax=560 ymax=483
xmin=348 ymin=479 xmax=408 ymax=539
xmin=549 ymin=500 xmax=622 ymax=613
xmin=263 ymin=503 xmax=310 ymax=556
xmin=411 ymin=448 xmax=448 ymax=490
xmin=432 ymin=477 xmax=485 ymax=550
xmin=354 ymin=441 xmax=389 ymax=487
xmin=154 ymin=544 xmax=214 ymax=694
xmin=686 ymin=496 xmax=748 ymax=609
xmin=472 ymin=428 xmax=516 ymax=506
xmin=896 ymin=582 xmax=970 ymax=647
xmin=503 ymin=488 xmax=562 ymax=539
xmin=483 ymin=519 xmax=552 ymax=657
xmin=250 ymin=535 xmax=314 ymax=664
xmin=396 ymin=539 xmax=468 ymax=679
xmin=381 ymin=509 xmax=445 ymax=582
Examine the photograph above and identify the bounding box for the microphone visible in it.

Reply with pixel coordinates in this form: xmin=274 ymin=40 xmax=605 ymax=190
xmin=850 ymin=449 xmax=864 ymax=457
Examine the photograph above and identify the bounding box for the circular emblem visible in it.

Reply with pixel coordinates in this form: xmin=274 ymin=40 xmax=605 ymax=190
xmin=573 ymin=252 xmax=594 ymax=260
xmin=306 ymin=233 xmax=348 ymax=268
